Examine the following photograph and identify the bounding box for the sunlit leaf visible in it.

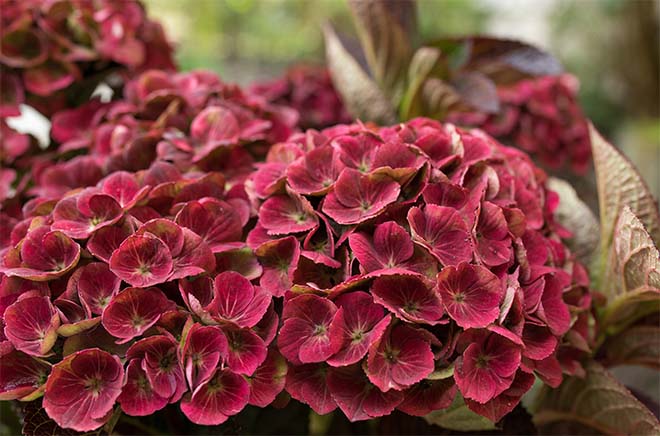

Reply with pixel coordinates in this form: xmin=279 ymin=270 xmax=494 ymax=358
xmin=546 ymin=177 xmax=599 ymax=265
xmin=323 ymin=24 xmax=397 ymax=124
xmin=591 ymin=125 xmax=660 ymax=266
xmin=533 ymin=361 xmax=660 ymax=435
xmin=606 ymin=206 xmax=660 ymax=295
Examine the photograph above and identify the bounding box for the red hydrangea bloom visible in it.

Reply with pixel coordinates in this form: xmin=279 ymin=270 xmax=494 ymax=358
xmin=327 ymin=291 xmax=390 ymax=367
xmin=180 ymin=368 xmax=249 ymax=425
xmin=246 ymin=118 xmax=591 ymax=424
xmin=0 ymin=0 xmax=175 ymax=116
xmin=118 ymin=359 xmax=169 ymax=416
xmin=366 ymin=324 xmax=435 ymax=392
xmin=448 ymin=74 xmax=591 ymax=173
xmin=101 ymin=287 xmax=175 ymax=341
xmin=0 ymin=348 xmax=51 ymax=400
xmin=249 ymin=65 xmax=351 ymax=130
xmin=181 ymin=323 xmax=228 ymax=389
xmin=43 ymin=349 xmax=124 ymax=432
xmin=209 ymin=271 xmax=271 ymax=328
xmin=246 ymin=348 xmax=288 ymax=407
xmin=3 ymin=294 xmax=60 ymax=356
xmin=327 ymin=364 xmax=403 ymax=421
xmin=322 ymin=169 xmax=400 ymax=225
xmin=0 ymin=55 xmax=594 ymax=432
xmin=436 ymin=262 xmax=504 ymax=329
xmin=278 ymin=294 xmax=342 ymax=364
xmin=0 ymin=225 xmax=81 ymax=281
xmin=454 ymin=331 xmax=522 ymax=404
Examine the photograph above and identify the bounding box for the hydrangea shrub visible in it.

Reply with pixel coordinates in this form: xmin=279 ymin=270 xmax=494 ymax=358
xmin=1 ymin=1 xmax=659 ymax=434
xmin=247 ymin=118 xmax=592 ymax=422
xmin=0 ymin=103 xmax=593 ymax=430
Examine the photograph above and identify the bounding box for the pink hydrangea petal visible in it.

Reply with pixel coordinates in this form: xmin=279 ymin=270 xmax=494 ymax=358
xmin=287 ymin=145 xmax=345 ymax=195
xmin=256 ymin=236 xmax=300 ymax=297
xmin=175 ymin=198 xmax=243 ymax=252
xmin=0 ymin=348 xmax=51 ymax=400
xmin=436 ymin=263 xmax=503 ymax=329
xmin=285 ymin=363 xmax=336 ymax=414
xmin=87 ymin=223 xmax=133 ymax=263
xmin=349 ymin=221 xmax=414 ymax=272
xmin=209 ymin=271 xmax=270 ymax=328
xmin=17 ymin=229 xmax=81 ymax=279
xmin=407 ymin=205 xmax=472 ymax=266
xmin=109 ymin=233 xmax=173 ymax=287
xmin=247 ymin=348 xmax=287 ymax=407
xmin=76 ymin=262 xmax=121 ymax=315
xmin=327 ymin=292 xmax=389 ymax=367
xmin=465 ymin=370 xmax=534 ymax=422
xmin=4 ymin=296 xmax=60 ymax=356
xmin=259 ymin=194 xmax=318 ymax=236
xmin=279 ymin=294 xmax=341 ymax=364
xmin=43 ymin=349 xmax=124 ymax=432
xmin=101 ymin=287 xmax=174 ymax=341
xmin=169 ymin=228 xmax=216 ymax=279
xmin=182 ymin=324 xmax=228 ymax=389
xmin=327 ymin=364 xmax=403 ymax=422
xmin=454 ymin=333 xmax=521 ymax=404
xmin=366 ymin=325 xmax=435 ymax=392
xmin=322 ymin=169 xmax=400 ymax=225
xmin=180 ymin=368 xmax=249 ymax=425
xmin=397 ymin=379 xmax=457 ymax=416
xmin=222 ymin=325 xmax=267 ymax=376
xmin=118 ymin=359 xmax=168 ymax=416
xmin=371 ymin=275 xmax=444 ymax=325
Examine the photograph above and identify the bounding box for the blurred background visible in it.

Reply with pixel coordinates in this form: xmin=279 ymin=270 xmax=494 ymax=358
xmin=144 ymin=0 xmax=658 ymax=193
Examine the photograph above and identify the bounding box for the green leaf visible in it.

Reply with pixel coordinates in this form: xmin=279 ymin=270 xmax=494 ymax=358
xmin=533 ymin=361 xmax=660 ymax=435
xmin=546 ymin=177 xmax=600 ymax=265
xmin=323 ymin=24 xmax=397 ymax=124
xmin=347 ymin=0 xmax=417 ymax=102
xmin=424 ymin=393 xmax=497 ymax=431
xmin=601 ymin=325 xmax=660 ymax=369
xmin=591 ymin=125 xmax=660 ymax=273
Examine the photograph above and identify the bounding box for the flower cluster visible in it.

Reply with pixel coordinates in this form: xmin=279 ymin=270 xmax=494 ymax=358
xmin=0 ymin=81 xmax=591 ymax=429
xmin=0 ymin=68 xmax=297 ymax=222
xmin=0 ymin=0 xmax=175 ymax=117
xmin=249 ymin=65 xmax=351 ymax=130
xmin=248 ymin=118 xmax=592 ymax=422
xmin=448 ymin=75 xmax=591 ymax=173
xmin=0 ymin=159 xmax=286 ymax=431
xmin=0 ymin=68 xmax=298 ymax=431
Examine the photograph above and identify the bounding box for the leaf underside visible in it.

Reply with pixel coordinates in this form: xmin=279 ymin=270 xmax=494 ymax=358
xmin=424 ymin=393 xmax=496 ymax=432
xmin=323 ymin=24 xmax=397 ymax=125
xmin=533 ymin=361 xmax=660 ymax=435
